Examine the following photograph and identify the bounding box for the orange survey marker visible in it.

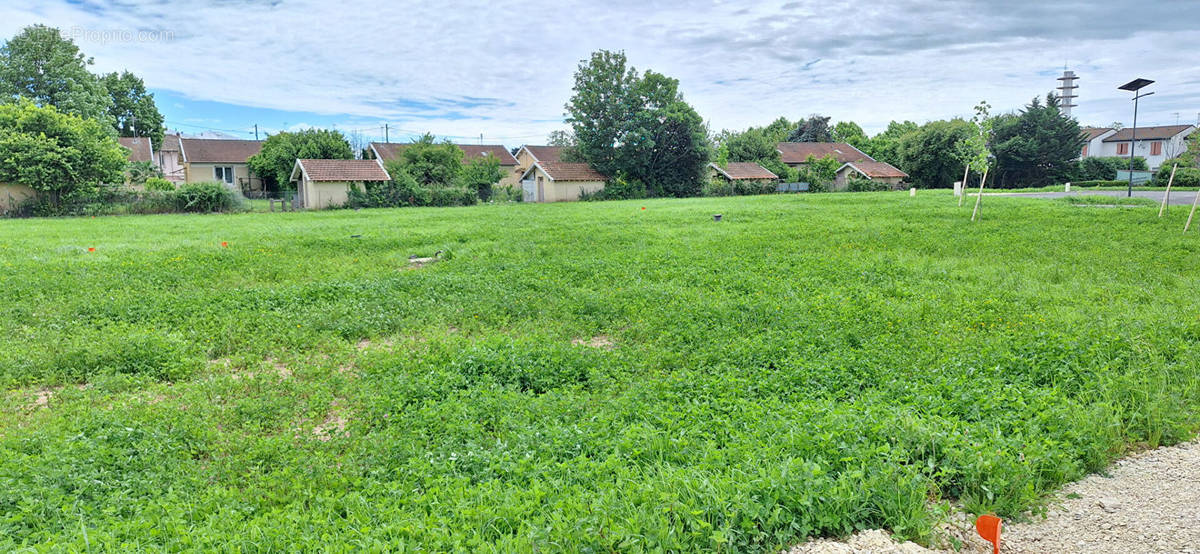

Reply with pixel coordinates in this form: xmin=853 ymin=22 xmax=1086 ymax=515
xmin=975 ymin=514 xmax=1002 ymax=553
xmin=221 ymin=241 xmax=228 ymax=248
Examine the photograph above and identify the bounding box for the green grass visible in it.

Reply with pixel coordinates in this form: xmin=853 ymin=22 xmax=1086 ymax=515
xmin=2 ymin=191 xmax=1199 ymax=552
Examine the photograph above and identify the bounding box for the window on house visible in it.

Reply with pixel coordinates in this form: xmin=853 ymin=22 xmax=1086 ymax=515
xmin=1117 ymin=143 xmax=1129 ymax=155
xmin=214 ymin=166 xmax=234 ymax=184
xmin=1150 ymin=141 xmax=1162 ymax=155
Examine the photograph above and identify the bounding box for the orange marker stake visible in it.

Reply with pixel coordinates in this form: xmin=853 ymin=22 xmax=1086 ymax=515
xmin=975 ymin=514 xmax=1001 ymax=554
xmin=221 ymin=241 xmax=228 ymax=248
xmin=87 ymin=247 xmax=95 ymax=252
xmin=641 ymin=206 xmax=646 ymax=210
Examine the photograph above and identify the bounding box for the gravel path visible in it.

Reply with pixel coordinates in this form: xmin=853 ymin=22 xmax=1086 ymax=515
xmin=788 ymin=439 xmax=1200 ymax=554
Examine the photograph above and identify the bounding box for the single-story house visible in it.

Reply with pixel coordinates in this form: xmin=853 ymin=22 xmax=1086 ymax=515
xmin=834 ymin=161 xmax=908 ymax=189
xmin=777 ymin=142 xmax=873 ymax=167
xmin=180 ymin=137 xmax=265 ymax=191
xmin=519 ymin=161 xmax=605 ymax=202
xmin=290 ymin=158 xmax=391 ymax=209
xmin=708 ymin=162 xmax=778 ymax=184
xmin=156 ymin=134 xmax=187 ymax=183
xmin=1093 ymin=124 xmax=1195 ymax=170
xmin=370 ymin=142 xmax=521 ymax=187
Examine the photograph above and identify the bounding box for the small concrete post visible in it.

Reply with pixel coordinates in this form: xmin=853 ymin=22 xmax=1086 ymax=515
xmin=1064 ymin=183 xmax=1071 ymax=193
xmin=954 ymin=181 xmax=962 ymax=197
xmin=909 ymin=187 xmax=916 ymax=197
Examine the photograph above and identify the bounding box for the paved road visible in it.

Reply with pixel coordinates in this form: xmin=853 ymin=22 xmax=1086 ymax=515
xmin=981 ymin=189 xmax=1199 ymax=206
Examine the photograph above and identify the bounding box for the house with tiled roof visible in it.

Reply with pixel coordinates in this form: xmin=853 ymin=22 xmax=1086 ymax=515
xmin=178 ymin=137 xmax=265 ymax=191
xmin=369 ymin=141 xmax=521 ymax=187
xmin=514 ymin=145 xmax=566 ymax=176
xmin=1090 ymin=124 xmax=1196 ymax=169
xmin=708 ymin=162 xmax=778 ymax=183
xmin=1078 ymin=127 xmax=1117 ymax=159
xmin=777 ymin=142 xmax=873 ymax=167
xmin=117 ymin=137 xmax=154 ymax=164
xmin=834 ymin=160 xmax=908 ymax=189
xmin=518 ymin=161 xmax=606 ymax=202
xmin=290 ymin=159 xmax=391 ymax=209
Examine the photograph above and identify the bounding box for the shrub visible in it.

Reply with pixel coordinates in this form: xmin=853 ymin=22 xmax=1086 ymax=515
xmin=348 ymin=171 xmax=478 ymax=208
xmin=172 ymin=182 xmax=244 ymax=213
xmin=490 ymin=185 xmax=523 ymax=203
xmin=845 ymin=177 xmax=891 ymax=192
xmin=1072 ymin=180 xmax=1128 ymax=187
xmin=1157 ymin=167 xmax=1200 ymax=187
xmin=581 ymin=177 xmax=647 ymax=201
xmin=702 ymin=179 xmax=778 ymax=197
xmin=429 ymin=187 xmax=478 ymax=207
xmin=144 ymin=177 xmax=174 ymax=191
xmin=1078 ymin=156 xmax=1147 ymax=181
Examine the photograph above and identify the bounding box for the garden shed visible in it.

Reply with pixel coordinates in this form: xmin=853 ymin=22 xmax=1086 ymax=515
xmin=518 ymin=161 xmax=606 ymax=202
xmin=290 ymin=159 xmax=391 ymax=209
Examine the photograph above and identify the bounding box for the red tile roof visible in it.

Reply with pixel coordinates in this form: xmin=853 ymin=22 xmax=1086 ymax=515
xmin=371 ymin=142 xmax=518 ymax=166
xmin=294 ymin=159 xmax=390 ymax=182
xmin=1102 ymin=125 xmax=1194 ymax=142
xmin=117 ymin=137 xmax=153 ymax=163
xmin=522 ymin=145 xmax=565 ymax=163
xmin=533 ymin=161 xmax=606 ymax=182
xmin=777 ymin=142 xmax=873 ymax=164
xmin=840 ymin=160 xmax=908 ymax=179
xmin=710 ymin=162 xmax=777 ymax=180
xmin=180 ymin=138 xmax=263 ymax=163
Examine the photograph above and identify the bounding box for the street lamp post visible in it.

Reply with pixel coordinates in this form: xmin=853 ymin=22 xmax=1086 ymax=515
xmin=1118 ymin=78 xmax=1155 ymax=197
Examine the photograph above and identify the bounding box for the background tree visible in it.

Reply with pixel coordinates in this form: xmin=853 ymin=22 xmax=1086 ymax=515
xmin=786 ymin=115 xmax=833 ymax=142
xmin=795 ymin=154 xmax=841 ymax=191
xmin=991 ymin=94 xmax=1084 ymax=188
xmin=565 ymin=50 xmax=710 ymax=196
xmin=247 ymin=128 xmax=353 ymax=190
xmin=832 ymin=121 xmax=868 ymax=149
xmin=457 ymin=155 xmax=503 ymax=201
xmin=897 ymin=119 xmax=974 ymax=188
xmin=863 ymin=120 xmax=919 ymax=166
xmin=546 ymin=129 xmax=576 ymax=147
xmin=0 ymin=25 xmax=112 ymax=123
xmin=715 ymin=126 xmax=794 ymax=181
xmin=102 ymin=71 xmax=164 ymax=148
xmin=0 ymin=100 xmax=125 ymax=204
xmin=762 ymin=117 xmax=795 ymax=143
xmin=387 ymin=133 xmax=464 ymax=187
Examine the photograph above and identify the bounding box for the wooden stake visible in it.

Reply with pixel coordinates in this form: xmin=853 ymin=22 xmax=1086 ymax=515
xmin=971 ymin=168 xmax=989 ymax=222
xmin=1186 ymin=185 xmax=1200 ymax=233
xmin=1158 ymin=164 xmax=1177 ymax=218
xmin=958 ymin=165 xmax=970 ymax=207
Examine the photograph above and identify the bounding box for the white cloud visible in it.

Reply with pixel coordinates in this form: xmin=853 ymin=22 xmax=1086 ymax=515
xmin=1 ymin=0 xmax=1197 ymax=141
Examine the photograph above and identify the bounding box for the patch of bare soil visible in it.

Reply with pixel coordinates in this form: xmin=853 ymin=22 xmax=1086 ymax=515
xmin=311 ymin=399 xmax=350 ymax=441
xmin=572 ymin=335 xmax=615 ymax=350
xmin=787 ymin=439 xmax=1200 ymax=554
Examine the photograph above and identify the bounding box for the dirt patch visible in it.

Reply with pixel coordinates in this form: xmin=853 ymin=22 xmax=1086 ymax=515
xmin=785 ymin=439 xmax=1200 ymax=554
xmin=311 ymin=399 xmax=350 ymax=441
xmin=572 ymin=335 xmax=615 ymax=350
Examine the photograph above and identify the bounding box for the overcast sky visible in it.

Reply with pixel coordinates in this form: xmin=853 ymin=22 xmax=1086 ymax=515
xmin=3 ymin=0 xmax=1197 ymax=145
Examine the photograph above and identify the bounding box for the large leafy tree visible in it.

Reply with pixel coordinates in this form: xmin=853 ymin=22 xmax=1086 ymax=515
xmin=832 ymin=121 xmax=868 ymax=149
xmin=0 ymin=100 xmax=125 ymax=202
xmin=0 ymin=25 xmax=112 ymax=123
xmin=565 ymin=50 xmax=709 ymax=196
xmin=897 ymin=119 xmax=975 ymax=188
xmin=991 ymin=94 xmax=1085 ymax=188
xmin=386 ymin=133 xmax=464 ymax=187
xmin=786 ymin=115 xmax=833 ymax=142
xmin=863 ymin=120 xmax=919 ymax=166
xmin=102 ymin=71 xmax=165 ymax=148
xmin=247 ymin=128 xmax=353 ymax=190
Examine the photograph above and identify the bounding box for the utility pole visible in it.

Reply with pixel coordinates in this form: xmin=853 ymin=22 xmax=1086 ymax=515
xmin=254 ymin=124 xmax=259 ymax=140
xmin=480 ymin=133 xmax=483 ymax=145
xmin=385 ymin=124 xmax=389 ymax=143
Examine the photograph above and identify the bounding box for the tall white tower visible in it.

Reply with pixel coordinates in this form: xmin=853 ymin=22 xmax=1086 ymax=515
xmin=1057 ymin=70 xmax=1079 ymax=117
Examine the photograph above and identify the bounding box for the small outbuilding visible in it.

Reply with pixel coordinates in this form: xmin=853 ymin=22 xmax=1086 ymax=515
xmin=834 ymin=161 xmax=908 ymax=189
xmin=290 ymin=159 xmax=391 ymax=209
xmin=708 ymin=162 xmax=778 ymax=184
xmin=518 ymin=161 xmax=606 ymax=202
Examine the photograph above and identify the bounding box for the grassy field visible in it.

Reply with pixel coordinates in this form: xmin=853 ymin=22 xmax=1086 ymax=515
xmin=2 ymin=192 xmax=1199 ymax=552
